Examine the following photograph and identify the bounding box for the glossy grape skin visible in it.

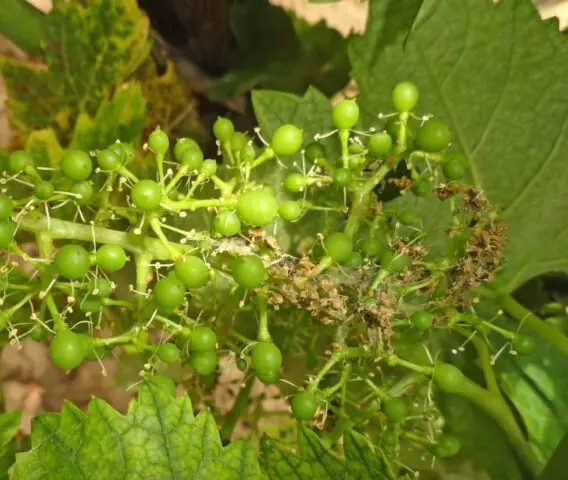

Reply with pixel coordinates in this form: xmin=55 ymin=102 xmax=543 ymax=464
xmin=231 ymin=255 xmax=267 ymax=289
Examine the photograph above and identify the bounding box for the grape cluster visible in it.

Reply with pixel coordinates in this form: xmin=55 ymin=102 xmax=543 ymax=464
xmin=0 ymin=81 xmax=532 ymax=471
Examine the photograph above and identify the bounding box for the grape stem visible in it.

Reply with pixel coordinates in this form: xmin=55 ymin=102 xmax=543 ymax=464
xmin=255 ymin=291 xmax=271 ymax=342
xmin=308 ymin=346 xmax=370 ymax=392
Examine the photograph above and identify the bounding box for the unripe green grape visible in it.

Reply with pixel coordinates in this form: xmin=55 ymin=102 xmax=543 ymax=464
xmin=49 ymin=330 xmax=89 ymax=371
xmin=179 ymin=147 xmax=204 ymax=170
xmin=0 ymin=220 xmax=15 ymax=248
xmin=304 ymin=141 xmax=327 ymax=162
xmin=251 ymin=342 xmax=282 ymax=385
xmin=79 ymin=295 xmax=103 ymax=313
xmin=380 ymin=249 xmax=408 ymax=273
xmin=411 ymin=179 xmax=431 ymax=197
xmin=512 ymin=335 xmax=535 ymax=355
xmin=392 ymin=81 xmax=419 ymax=113
xmin=344 ymin=251 xmax=363 ymax=268
xmin=131 ymin=179 xmax=162 ymax=211
xmin=410 ymin=311 xmax=434 ymax=330
xmin=433 ymin=362 xmax=465 ymax=394
xmin=29 ymin=325 xmax=49 ymax=342
xmin=237 ymin=189 xmax=278 ymax=226
xmin=190 ymin=350 xmax=217 ymax=376
xmin=284 ymin=173 xmax=308 ymax=193
xmin=231 ymin=255 xmax=267 ymax=289
xmin=332 ymin=99 xmax=359 ymax=130
xmin=290 ymin=391 xmax=318 ymax=421
xmin=416 ymin=119 xmax=452 ymax=153
xmin=279 ymin=200 xmax=303 ymax=222
xmin=174 ymin=137 xmax=199 ymax=161
xmin=362 ymin=235 xmax=384 ymax=258
xmin=324 ymin=232 xmax=353 ymax=263
xmin=383 ymin=397 xmax=408 ymax=422
xmin=201 ymin=159 xmax=218 ymax=176
xmin=236 ymin=357 xmax=248 ymax=372
xmin=70 ymin=181 xmax=94 ymax=205
xmin=190 ymin=326 xmax=217 ymax=351
xmin=271 ymin=124 xmax=303 ymax=157
xmin=96 ymin=149 xmax=121 ymax=170
xmin=54 ymin=244 xmax=91 ymax=280
xmin=148 ymin=128 xmax=169 ymax=155
xmin=90 ymin=277 xmax=113 ymax=297
xmin=348 ymin=143 xmax=365 ymax=155
xmin=442 ymin=153 xmax=467 ymax=180
xmin=241 ymin=144 xmax=256 ymax=163
xmin=61 ymin=150 xmax=93 ymax=181
xmin=231 ymin=132 xmax=248 ymax=151
xmin=34 ymin=181 xmax=55 ymax=200
xmin=85 ymin=344 xmax=110 ymax=362
xmin=96 ymin=244 xmax=127 ymax=272
xmin=0 ymin=194 xmax=13 ymax=219
xmin=214 ymin=210 xmax=241 ymax=236
xmin=8 ymin=150 xmax=34 ymax=173
xmin=333 ymin=168 xmax=352 ymax=187
xmin=368 ymin=132 xmax=393 ymax=157
xmin=174 ymin=256 xmax=210 ymax=289
xmin=154 ymin=275 xmax=186 ymax=309
xmin=157 ymin=343 xmax=181 ymax=363
xmin=432 ymin=434 xmax=461 ymax=458
xmin=213 ymin=117 xmax=235 ymax=142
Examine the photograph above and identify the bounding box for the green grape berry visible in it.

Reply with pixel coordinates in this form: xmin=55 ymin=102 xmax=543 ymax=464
xmin=271 ymin=124 xmax=303 ymax=157
xmin=411 ymin=179 xmax=431 ymax=197
xmin=49 ymin=330 xmax=89 ymax=371
xmin=61 ymin=150 xmax=93 ymax=181
xmin=290 ymin=391 xmax=318 ymax=421
xmin=279 ymin=200 xmax=303 ymax=222
xmin=0 ymin=194 xmax=13 ymax=219
xmin=512 ymin=334 xmax=535 ymax=355
xmin=107 ymin=142 xmax=135 ymax=163
xmin=237 ymin=189 xmax=278 ymax=226
xmin=79 ymin=295 xmax=103 ymax=313
xmin=85 ymin=344 xmax=110 ymax=362
xmin=433 ymin=362 xmax=465 ymax=394
xmin=131 ymin=179 xmax=162 ymax=211
xmin=174 ymin=256 xmax=210 ymax=289
xmin=416 ymin=119 xmax=452 ymax=153
xmin=304 ymin=142 xmax=327 ymax=162
xmin=174 ymin=137 xmax=199 ymax=161
xmin=251 ymin=342 xmax=282 ymax=384
xmin=90 ymin=277 xmax=113 ymax=297
xmin=8 ymin=150 xmax=34 ymax=173
xmin=34 ymin=181 xmax=55 ymax=200
xmin=333 ymin=168 xmax=353 ymax=187
xmin=201 ymin=159 xmax=218 ymax=177
xmin=157 ymin=343 xmax=181 ymax=363
xmin=96 ymin=149 xmax=121 ymax=170
xmin=96 ymin=244 xmax=127 ymax=272
xmin=432 ymin=434 xmax=461 ymax=458
xmin=231 ymin=255 xmax=267 ymax=289
xmin=332 ymin=99 xmax=359 ymax=130
xmin=442 ymin=153 xmax=467 ymax=180
xmin=148 ymin=128 xmax=169 ymax=155
xmin=190 ymin=350 xmax=217 ymax=375
xmin=410 ymin=311 xmax=434 ymax=330
xmin=380 ymin=249 xmax=409 ymax=273
xmin=344 ymin=251 xmax=363 ymax=268
xmin=213 ymin=117 xmax=235 ymax=142
xmin=284 ymin=173 xmax=308 ymax=193
xmin=54 ymin=244 xmax=91 ymax=280
xmin=362 ymin=235 xmax=385 ymax=258
xmin=392 ymin=81 xmax=419 ymax=113
xmin=29 ymin=325 xmax=49 ymax=342
xmin=190 ymin=326 xmax=217 ymax=351
xmin=214 ymin=210 xmax=241 ymax=236
xmin=324 ymin=232 xmax=353 ymax=263
xmin=179 ymin=147 xmax=204 ymax=171
xmin=70 ymin=181 xmax=94 ymax=205
xmin=368 ymin=132 xmax=393 ymax=157
xmin=154 ymin=275 xmax=186 ymax=309
xmin=0 ymin=220 xmax=16 ymax=248
xmin=383 ymin=397 xmax=409 ymax=423
xmin=236 ymin=356 xmax=248 ymax=372
xmin=231 ymin=132 xmax=248 ymax=151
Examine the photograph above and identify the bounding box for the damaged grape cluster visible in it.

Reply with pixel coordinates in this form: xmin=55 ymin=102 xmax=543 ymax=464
xmin=0 ymin=81 xmax=534 ymax=469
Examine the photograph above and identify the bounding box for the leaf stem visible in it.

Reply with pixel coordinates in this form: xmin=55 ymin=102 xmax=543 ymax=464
xmin=220 ymin=373 xmax=255 ymax=442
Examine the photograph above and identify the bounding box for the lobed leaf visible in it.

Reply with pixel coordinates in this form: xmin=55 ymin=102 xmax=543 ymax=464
xmin=10 ymin=377 xmax=263 ymax=480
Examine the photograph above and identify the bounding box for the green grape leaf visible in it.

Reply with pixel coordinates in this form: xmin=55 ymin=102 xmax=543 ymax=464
xmin=0 ymin=0 xmax=150 ymax=141
xmin=260 ymin=426 xmax=388 ymax=479
xmin=440 ymin=395 xmax=523 ymax=480
xmin=349 ymin=0 xmax=568 ymax=292
xmin=0 ymin=410 xmax=20 ymax=448
xmin=210 ymin=0 xmax=349 ymax=100
xmin=70 ymin=82 xmax=146 ymax=151
xmin=496 ymin=337 xmax=568 ymax=465
xmin=10 ymin=377 xmax=263 ymax=480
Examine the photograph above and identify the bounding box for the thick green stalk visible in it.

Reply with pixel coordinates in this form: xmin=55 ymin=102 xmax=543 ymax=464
xmin=220 ymin=374 xmax=255 ymax=442
xmin=0 ymin=0 xmax=44 ymax=56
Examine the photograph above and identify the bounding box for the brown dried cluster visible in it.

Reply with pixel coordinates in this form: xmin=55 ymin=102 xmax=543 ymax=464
xmin=357 ymin=289 xmax=398 ymax=353
xmin=388 ymin=176 xmax=413 ymax=193
xmin=267 ymin=257 xmax=349 ymax=324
